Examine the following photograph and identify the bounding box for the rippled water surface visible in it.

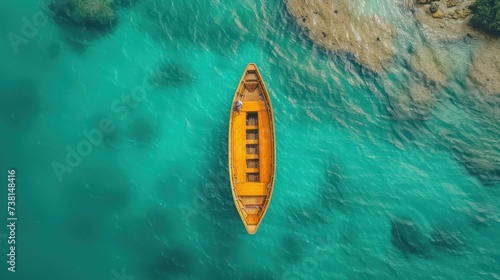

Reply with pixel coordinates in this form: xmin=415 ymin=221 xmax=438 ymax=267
xmin=0 ymin=0 xmax=499 ymax=279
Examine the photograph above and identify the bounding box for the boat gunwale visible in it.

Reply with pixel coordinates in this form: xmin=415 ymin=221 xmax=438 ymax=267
xmin=228 ymin=63 xmax=276 ymax=234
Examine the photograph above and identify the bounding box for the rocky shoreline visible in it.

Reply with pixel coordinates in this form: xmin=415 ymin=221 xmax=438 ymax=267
xmin=412 ymin=0 xmax=499 ymax=95
xmin=285 ymin=0 xmax=499 ymax=95
xmin=413 ymin=0 xmax=476 ymax=38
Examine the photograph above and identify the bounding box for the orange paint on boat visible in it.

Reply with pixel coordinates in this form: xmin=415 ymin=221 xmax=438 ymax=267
xmin=228 ymin=63 xmax=276 ymax=234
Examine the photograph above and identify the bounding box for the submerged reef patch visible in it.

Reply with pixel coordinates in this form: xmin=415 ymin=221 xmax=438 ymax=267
xmin=147 ymin=248 xmax=193 ymax=278
xmin=51 ymin=0 xmax=117 ymax=30
xmin=144 ymin=206 xmax=170 ymax=234
xmin=430 ymin=228 xmax=465 ymax=252
xmin=49 ymin=0 xmax=118 ymax=52
xmin=320 ymin=162 xmax=348 ymax=211
xmin=42 ymin=40 xmax=63 ymax=59
xmin=0 ymin=79 xmax=40 ymax=127
xmin=386 ymin=79 xmax=438 ymax=121
xmin=454 ymin=149 xmax=500 ymax=186
xmin=150 ymin=60 xmax=195 ymax=88
xmin=390 ymin=217 xmax=430 ymax=257
xmin=65 ymin=213 xmax=99 ymax=242
xmin=281 ymin=235 xmax=306 ymax=264
xmin=429 ymin=217 xmax=468 ymax=253
xmin=442 ymin=133 xmax=500 ymax=186
xmin=128 ymin=118 xmax=160 ymax=147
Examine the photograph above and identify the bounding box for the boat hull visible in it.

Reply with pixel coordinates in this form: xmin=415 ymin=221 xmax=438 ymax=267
xmin=228 ymin=63 xmax=276 ymax=234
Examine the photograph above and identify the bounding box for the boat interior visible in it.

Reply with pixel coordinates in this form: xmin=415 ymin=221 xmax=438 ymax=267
xmin=230 ymin=64 xmax=275 ymax=233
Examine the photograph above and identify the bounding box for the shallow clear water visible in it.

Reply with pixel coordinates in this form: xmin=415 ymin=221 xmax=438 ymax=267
xmin=0 ymin=0 xmax=499 ymax=279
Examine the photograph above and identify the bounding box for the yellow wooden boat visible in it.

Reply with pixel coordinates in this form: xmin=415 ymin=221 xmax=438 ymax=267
xmin=228 ymin=63 xmax=276 ymax=234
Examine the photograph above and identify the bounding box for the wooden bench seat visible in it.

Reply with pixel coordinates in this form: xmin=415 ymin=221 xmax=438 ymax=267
xmin=242 ymin=101 xmax=266 ymax=112
xmin=246 ymin=154 xmax=259 ymax=159
xmin=246 ymin=168 xmax=259 ymax=173
xmin=236 ymin=182 xmax=268 ymax=196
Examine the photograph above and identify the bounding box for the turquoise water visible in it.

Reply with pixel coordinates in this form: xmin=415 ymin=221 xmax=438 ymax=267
xmin=0 ymin=0 xmax=499 ymax=279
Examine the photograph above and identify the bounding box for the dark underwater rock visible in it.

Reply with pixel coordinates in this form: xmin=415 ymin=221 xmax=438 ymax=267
xmin=320 ymin=162 xmax=348 ymax=211
xmin=150 ymin=60 xmax=195 ymax=87
xmin=144 ymin=206 xmax=169 ymax=234
xmin=149 ymin=248 xmax=193 ymax=277
xmin=102 ymin=126 xmax=121 ymax=148
xmin=65 ymin=214 xmax=98 ymax=241
xmin=0 ymin=79 xmax=39 ymax=127
xmin=444 ymin=135 xmax=500 ymax=186
xmin=390 ymin=217 xmax=430 ymax=257
xmin=128 ymin=118 xmax=160 ymax=147
xmin=42 ymin=41 xmax=63 ymax=59
xmin=387 ymin=81 xmax=437 ymax=121
xmin=460 ymin=156 xmax=500 ymax=186
xmin=281 ymin=235 xmax=306 ymax=264
xmin=49 ymin=0 xmax=119 ymax=53
xmin=430 ymin=2 xmax=440 ymax=13
xmin=118 ymin=215 xmax=164 ymax=258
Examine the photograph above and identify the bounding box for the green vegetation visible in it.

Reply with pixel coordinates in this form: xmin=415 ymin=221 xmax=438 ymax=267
xmin=470 ymin=0 xmax=500 ymax=36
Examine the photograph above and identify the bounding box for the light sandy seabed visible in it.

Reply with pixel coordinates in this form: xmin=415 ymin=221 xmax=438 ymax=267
xmin=468 ymin=41 xmax=500 ymax=96
xmin=285 ymin=0 xmax=396 ymax=73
